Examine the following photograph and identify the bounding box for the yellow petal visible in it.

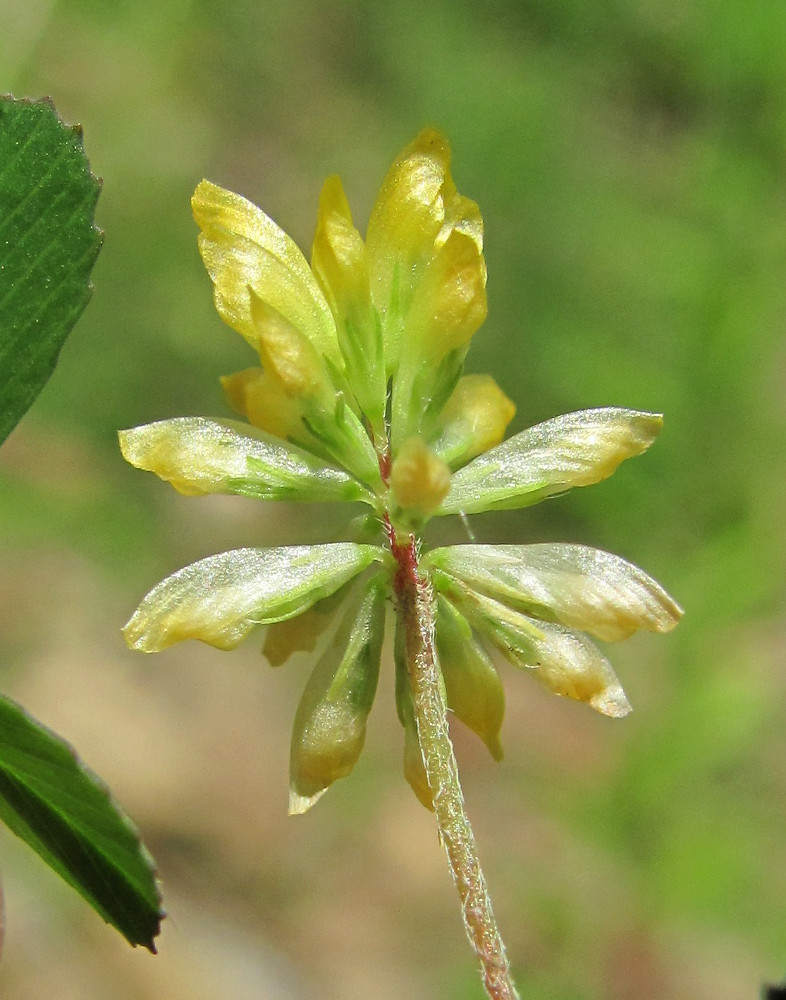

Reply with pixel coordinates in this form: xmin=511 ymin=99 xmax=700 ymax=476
xmin=311 ymin=174 xmax=371 ymax=329
xmin=192 ymin=180 xmax=340 ymax=366
xmin=403 ymin=229 xmax=487 ymax=361
xmin=388 ymin=230 xmax=488 ymax=446
xmin=437 ymin=181 xmax=484 ymax=256
xmin=365 ymin=129 xmax=451 ymax=370
xmin=249 ymin=297 xmax=382 ymax=488
xmin=311 ymin=176 xmax=386 ymax=432
xmin=433 ymin=374 xmax=516 ymax=467
xmin=390 ymin=437 xmax=451 ymax=518
xmin=250 ymin=292 xmax=333 ymax=401
xmin=366 ymin=130 xmax=487 ymax=375
xmin=221 ymin=368 xmax=307 ymax=441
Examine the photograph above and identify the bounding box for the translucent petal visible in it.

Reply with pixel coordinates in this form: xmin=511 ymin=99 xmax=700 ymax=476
xmin=289 ymin=575 xmax=387 ymax=814
xmin=435 ymin=596 xmax=505 ymax=760
xmin=426 ymin=544 xmax=682 ymax=641
xmin=263 ymin=588 xmax=347 ymax=667
xmin=192 ymin=180 xmax=340 ymax=366
xmin=437 ymin=408 xmax=663 ymax=515
xmin=119 ymin=417 xmax=370 ymax=504
xmin=524 ymin=621 xmax=631 ymax=718
xmin=431 ymin=374 xmax=516 ymax=467
xmin=123 ymin=544 xmax=385 ymax=652
xmin=440 ymin=583 xmax=630 ymax=718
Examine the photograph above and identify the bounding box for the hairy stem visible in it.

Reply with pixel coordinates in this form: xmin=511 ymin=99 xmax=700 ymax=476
xmin=390 ymin=528 xmax=520 ymax=1000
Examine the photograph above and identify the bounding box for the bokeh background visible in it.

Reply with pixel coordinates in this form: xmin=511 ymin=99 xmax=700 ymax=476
xmin=2 ymin=2 xmax=786 ymax=998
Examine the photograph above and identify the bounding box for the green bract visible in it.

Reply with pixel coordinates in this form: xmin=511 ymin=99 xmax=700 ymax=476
xmin=123 ymin=130 xmax=682 ymax=812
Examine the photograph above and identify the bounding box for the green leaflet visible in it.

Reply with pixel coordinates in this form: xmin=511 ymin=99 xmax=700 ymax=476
xmin=436 ymin=408 xmax=662 ymax=515
xmin=289 ymin=574 xmax=387 ymax=814
xmin=0 ymin=96 xmax=102 ymax=445
xmin=0 ymin=695 xmax=162 ymax=951
xmin=124 ymin=543 xmax=387 ymax=651
xmin=119 ymin=417 xmax=371 ymax=503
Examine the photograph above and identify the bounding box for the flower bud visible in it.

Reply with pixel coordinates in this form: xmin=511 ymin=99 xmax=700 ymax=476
xmin=432 ymin=374 xmax=516 ymax=468
xmin=390 ymin=437 xmax=451 ymax=520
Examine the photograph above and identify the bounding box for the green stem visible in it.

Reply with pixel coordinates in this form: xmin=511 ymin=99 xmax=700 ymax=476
xmin=391 ymin=529 xmax=521 ymax=1000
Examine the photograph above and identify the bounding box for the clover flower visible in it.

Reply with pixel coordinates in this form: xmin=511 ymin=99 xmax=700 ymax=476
xmin=121 ymin=129 xmax=681 ymax=816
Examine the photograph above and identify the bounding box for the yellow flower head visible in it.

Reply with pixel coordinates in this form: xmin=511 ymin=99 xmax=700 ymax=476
xmin=191 ymin=128 xmax=504 ymax=495
xmin=121 ymin=130 xmax=681 ymax=814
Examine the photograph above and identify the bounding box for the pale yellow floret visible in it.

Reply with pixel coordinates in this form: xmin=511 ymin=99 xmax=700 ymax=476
xmin=435 ymin=375 xmax=516 ymax=466
xmin=402 ymin=228 xmax=487 ymax=362
xmin=390 ymin=437 xmax=451 ymax=517
xmin=220 ymin=368 xmax=306 ymax=441
xmin=118 ymin=426 xmax=203 ymax=497
xmin=249 ymin=293 xmax=333 ymax=401
xmin=565 ymin=414 xmax=665 ymax=486
xmin=311 ymin=174 xmax=372 ymax=330
xmin=192 ymin=179 xmax=341 ymax=368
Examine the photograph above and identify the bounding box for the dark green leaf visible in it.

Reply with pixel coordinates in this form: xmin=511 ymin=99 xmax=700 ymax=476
xmin=0 ymin=95 xmax=102 ymax=445
xmin=0 ymin=694 xmax=163 ymax=951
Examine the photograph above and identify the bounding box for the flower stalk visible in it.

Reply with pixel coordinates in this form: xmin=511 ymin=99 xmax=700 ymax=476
xmin=390 ymin=525 xmax=520 ymax=1000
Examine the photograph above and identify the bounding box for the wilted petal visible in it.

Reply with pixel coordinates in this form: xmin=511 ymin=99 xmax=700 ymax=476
xmin=437 ymin=408 xmax=663 ymax=515
xmin=435 ymin=596 xmax=505 ymax=760
xmin=431 ymin=374 xmax=516 ymax=467
xmin=525 ymin=621 xmax=631 ymax=718
xmin=192 ymin=180 xmax=341 ymax=367
xmin=119 ymin=417 xmax=370 ymax=504
xmin=123 ymin=544 xmax=385 ymax=652
xmin=263 ymin=587 xmax=348 ymax=667
xmin=440 ymin=583 xmax=630 ymax=718
xmin=426 ymin=544 xmax=682 ymax=641
xmin=289 ymin=575 xmax=387 ymax=814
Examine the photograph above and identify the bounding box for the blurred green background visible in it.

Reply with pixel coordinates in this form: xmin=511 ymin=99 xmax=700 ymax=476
xmin=2 ymin=1 xmax=786 ymax=998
